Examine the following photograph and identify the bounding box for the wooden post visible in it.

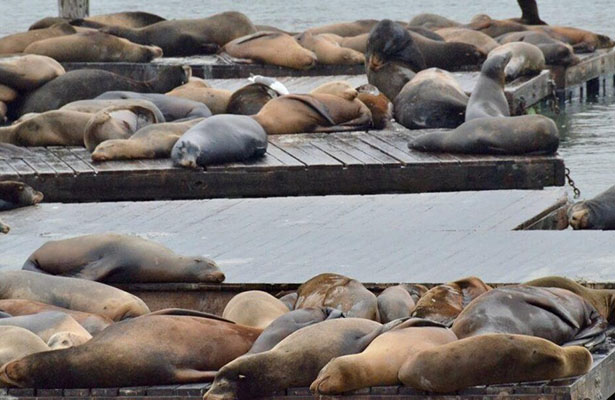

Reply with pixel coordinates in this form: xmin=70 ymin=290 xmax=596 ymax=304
xmin=58 ymin=0 xmax=89 ymax=19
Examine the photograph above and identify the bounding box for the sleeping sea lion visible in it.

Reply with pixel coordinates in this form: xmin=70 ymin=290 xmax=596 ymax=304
xmin=70 ymin=11 xmax=166 ymax=29
xmin=529 ymin=25 xmax=615 ymax=53
xmin=0 ymin=84 xmax=17 ymax=104
xmin=496 ymin=31 xmax=580 ymax=67
xmin=377 ymin=285 xmax=418 ymax=323
xmin=223 ymin=32 xmax=317 ymax=69
xmin=567 ymin=185 xmax=615 ymax=230
xmin=466 ymin=14 xmax=528 ymax=38
xmin=61 ymin=98 xmax=165 ymax=121
xmin=435 ymin=27 xmax=500 ymax=55
xmin=226 ymin=83 xmax=278 ymax=115
xmin=408 ymin=13 xmax=462 ymax=30
xmin=0 ymin=181 xmax=43 ymax=210
xmin=0 ymin=110 xmax=92 ymax=146
xmin=0 ymin=54 xmax=65 ymax=91
xmin=0 ymin=326 xmax=50 ymax=369
xmin=222 ymin=291 xmax=289 ymax=329
xmin=465 ymin=52 xmax=512 ymax=121
xmin=166 ymin=78 xmax=232 ymax=115
xmin=296 ymin=31 xmax=364 ymax=65
xmin=95 ymin=91 xmax=211 ymax=121
xmin=0 ymin=23 xmax=76 ymax=54
xmin=488 ymin=42 xmax=546 ymax=81
xmin=306 ymin=20 xmax=383 ymax=37
xmin=356 ymin=84 xmax=392 ymax=129
xmin=0 ymin=311 xmax=92 ymax=348
xmin=319 ymin=33 xmax=369 ymax=53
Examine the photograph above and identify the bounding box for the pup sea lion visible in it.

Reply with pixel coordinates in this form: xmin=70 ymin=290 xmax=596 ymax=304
xmin=497 ymin=31 xmax=580 ymax=67
xmin=0 ymin=315 xmax=261 ymax=388
xmin=489 ymin=42 xmax=545 ymax=81
xmin=311 ymin=321 xmax=457 ymax=394
xmin=0 ymin=181 xmax=43 ymax=210
xmin=356 ymin=84 xmax=392 ymax=129
xmin=101 ymin=11 xmax=256 ymax=56
xmin=0 ymin=270 xmax=149 ymax=321
xmin=410 ymin=115 xmax=560 ymax=155
xmin=408 ymin=13 xmax=462 ymax=30
xmin=95 ymin=91 xmax=211 ymax=121
xmin=394 ymin=68 xmax=469 ymax=130
xmin=295 ymin=273 xmax=379 ymax=321
xmin=0 ymin=23 xmax=76 ymax=54
xmin=465 ymin=52 xmax=512 ymax=121
xmin=399 ymin=334 xmax=592 ymax=392
xmin=529 ymin=26 xmax=615 ymax=53
xmin=0 ymin=311 xmax=92 ymax=348
xmin=0 ymin=54 xmax=65 ymax=91
xmin=366 ymin=61 xmax=416 ymax=101
xmin=0 ymin=110 xmax=93 ymax=146
xmin=411 ymin=277 xmax=491 ymax=325
xmin=466 ymin=14 xmax=528 ymax=38
xmin=204 ymin=318 xmax=384 ymax=400
xmin=23 ymin=233 xmax=224 ymax=283
xmin=222 ymin=291 xmax=289 ymax=329
xmin=296 ymin=31 xmax=364 ymax=65
xmin=0 ymin=326 xmax=50 ymax=369
xmin=435 ymin=27 xmax=500 ymax=55
xmin=377 ymin=285 xmax=417 ymax=323
xmin=92 ymin=118 xmax=204 ymax=161
xmin=248 ymin=307 xmax=344 ymax=354
xmin=172 ymin=114 xmax=267 ymax=168
xmin=0 ymin=84 xmax=17 ymax=103
xmin=568 ymin=185 xmax=615 ymax=230
xmin=223 ymin=32 xmax=317 ymax=70
xmin=226 ymin=83 xmax=278 ymax=115
xmin=166 ymin=78 xmax=232 ymax=115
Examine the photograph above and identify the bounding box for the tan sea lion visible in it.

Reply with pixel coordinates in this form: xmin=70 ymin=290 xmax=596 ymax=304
xmin=294 ymin=273 xmax=379 ymax=321
xmin=311 ymin=321 xmax=457 ymax=394
xmin=296 ymin=32 xmax=364 ymax=65
xmin=529 ymin=26 xmax=615 ymax=53
xmin=0 ymin=54 xmax=65 ymax=91
xmin=24 ymin=31 xmax=163 ymax=62
xmin=226 ymin=83 xmax=278 ymax=115
xmin=311 ymin=81 xmax=358 ymax=100
xmin=320 ymin=33 xmax=369 ymax=53
xmin=0 ymin=326 xmax=50 ymax=369
xmin=0 ymin=23 xmax=76 ymax=54
xmin=166 ymin=78 xmax=232 ymax=115
xmin=409 ymin=13 xmax=462 ymax=30
xmin=222 ymin=291 xmax=289 ymax=329
xmin=488 ymin=42 xmax=545 ymax=81
xmin=0 ymin=314 xmax=262 ymax=388
xmin=411 ymin=277 xmax=491 ymax=325
xmin=436 ymin=27 xmax=500 ymax=54
xmin=465 ymin=52 xmax=512 ymax=121
xmin=0 ymin=181 xmax=44 ymax=210
xmin=399 ymin=334 xmax=592 ymax=392
xmin=223 ymin=32 xmax=317 ymax=70
xmin=356 ymin=84 xmax=392 ymax=129
xmin=23 ymin=233 xmax=225 ymax=284
xmin=496 ymin=31 xmax=580 ymax=67
xmin=0 ymin=84 xmax=17 ymax=103
xmin=0 ymin=110 xmax=92 ymax=146
xmin=71 ymin=11 xmax=167 ymax=29
xmin=466 ymin=14 xmax=528 ymax=38
xmin=92 ymin=118 xmax=204 ymax=161
xmin=377 ymin=285 xmax=417 ymax=323
xmin=61 ymin=98 xmax=164 ymax=121
xmin=0 ymin=270 xmax=149 ymax=321
xmin=306 ymin=20 xmax=382 ymax=37
xmin=0 ymin=311 xmax=92 ymax=348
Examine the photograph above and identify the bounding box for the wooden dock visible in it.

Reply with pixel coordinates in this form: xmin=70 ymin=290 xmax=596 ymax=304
xmin=552 ymin=48 xmax=615 ymax=100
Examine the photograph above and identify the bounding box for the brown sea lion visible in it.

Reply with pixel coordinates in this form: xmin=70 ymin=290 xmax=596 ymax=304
xmin=222 ymin=291 xmax=289 ymax=329
xmin=223 ymin=32 xmax=317 ymax=70
xmin=488 ymin=42 xmax=545 ymax=81
xmin=0 ymin=110 xmax=92 ymax=146
xmin=466 ymin=14 xmax=528 ymax=38
xmin=435 ymin=27 xmax=500 ymax=55
xmin=496 ymin=31 xmax=580 ymax=67
xmin=226 ymin=83 xmax=278 ymax=115
xmin=465 ymin=52 xmax=512 ymax=121
xmin=306 ymin=20 xmax=385 ymax=37
xmin=0 ymin=315 xmax=262 ymax=388
xmin=100 ymin=11 xmax=256 ymax=56
xmin=0 ymin=84 xmax=17 ymax=103
xmin=166 ymin=78 xmax=232 ymax=115
xmin=311 ymin=81 xmax=358 ymax=101
xmin=0 ymin=181 xmax=43 ymax=210
xmin=0 ymin=23 xmax=76 ymax=54
xmin=408 ymin=13 xmax=462 ymax=30
xmin=0 ymin=311 xmax=92 ymax=348
xmin=71 ymin=11 xmax=167 ymax=29
xmin=319 ymin=33 xmax=369 ymax=53
xmin=0 ymin=326 xmax=50 ymax=369
xmin=24 ymin=31 xmax=163 ymax=62
xmin=411 ymin=277 xmax=491 ymax=325
xmin=452 ymin=285 xmax=607 ymax=346
xmin=567 ymin=186 xmax=615 ymax=230
xmin=399 ymin=334 xmax=592 ymax=392
xmin=203 ymin=318 xmax=384 ymax=400
xmin=252 ymin=93 xmax=372 ymax=135
xmin=529 ymin=26 xmax=615 ymax=53
xmin=296 ymin=32 xmax=364 ymax=65
xmin=0 ymin=299 xmax=112 ymax=335
xmin=23 ymin=233 xmax=225 ymax=283
xmin=92 ymin=118 xmax=204 ymax=161
xmin=0 ymin=54 xmax=65 ymax=91
xmin=356 ymin=84 xmax=393 ymax=129
xmin=61 ymin=98 xmax=165 ymax=121
xmin=311 ymin=321 xmax=457 ymax=394
xmin=377 ymin=285 xmax=417 ymax=323
xmin=294 ymin=273 xmax=379 ymax=321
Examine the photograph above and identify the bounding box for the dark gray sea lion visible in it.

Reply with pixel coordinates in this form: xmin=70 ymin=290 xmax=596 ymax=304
xmin=0 ymin=181 xmax=43 ymax=210
xmin=0 ymin=311 xmax=92 ymax=348
xmin=452 ymin=285 xmax=607 ymax=346
xmin=466 ymin=14 xmax=528 ymax=38
xmin=222 ymin=291 xmax=289 ymax=329
xmin=488 ymin=42 xmax=545 ymax=81
xmin=172 ymin=114 xmax=267 ymax=168
xmin=399 ymin=334 xmax=592 ymax=392
xmin=567 ymin=186 xmax=615 ymax=230
xmin=0 ymin=270 xmax=149 ymax=321
xmin=0 ymin=326 xmax=50 ymax=369
xmin=203 ymin=318 xmax=384 ymax=400
xmin=0 ymin=110 xmax=93 ymax=146
xmin=16 ymin=67 xmax=189 ymax=116
xmin=248 ymin=307 xmax=344 ymax=354
xmin=0 ymin=54 xmax=65 ymax=91
xmin=394 ymin=68 xmax=469 ymax=130
xmin=0 ymin=23 xmax=76 ymax=54
xmin=223 ymin=32 xmax=317 ymax=69
xmin=23 ymin=233 xmax=224 ymax=283
xmin=366 ymin=61 xmax=416 ymax=101
xmin=100 ymin=11 xmax=257 ymax=56
xmin=95 ymin=91 xmax=211 ymax=121
xmin=496 ymin=31 xmax=580 ymax=67
xmin=0 ymin=315 xmax=262 ymax=388
xmin=226 ymin=83 xmax=278 ymax=115
xmin=465 ymin=52 xmax=512 ymax=121
xmin=408 ymin=13 xmax=462 ymax=30
xmin=410 ymin=115 xmax=560 ymax=155
xmin=510 ymin=0 xmax=547 ymax=25
xmin=377 ymin=285 xmax=418 ymax=323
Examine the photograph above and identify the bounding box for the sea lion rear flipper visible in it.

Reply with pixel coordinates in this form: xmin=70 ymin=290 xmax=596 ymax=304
xmin=147 ymin=308 xmax=235 ymax=323
xmin=174 ymin=369 xmax=218 ymax=383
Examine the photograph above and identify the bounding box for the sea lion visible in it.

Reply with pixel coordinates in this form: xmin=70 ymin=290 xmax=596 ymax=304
xmin=0 ymin=23 xmax=76 ymax=54
xmin=84 ymin=104 xmax=162 ymax=151
xmin=71 ymin=11 xmax=167 ymax=29
xmin=410 ymin=115 xmax=560 ymax=155
xmin=510 ymin=0 xmax=547 ymax=25
xmin=311 ymin=81 xmax=358 ymax=101
xmin=222 ymin=291 xmax=289 ymax=329
xmin=529 ymin=26 xmax=615 ymax=53
xmin=0 ymin=270 xmax=150 ymax=321
xmin=0 ymin=181 xmax=43 ymax=210
xmin=319 ymin=33 xmax=369 ymax=53
xmin=377 ymin=285 xmax=418 ymax=323
xmin=366 ymin=61 xmax=416 ymax=101
xmin=435 ymin=27 xmax=500 ymax=55
xmin=23 ymin=233 xmax=225 ymax=283
xmin=452 ymin=285 xmax=607 ymax=346
xmin=0 ymin=299 xmax=112 ymax=335
xmin=95 ymin=91 xmax=211 ymax=121
xmin=223 ymin=32 xmax=317 ymax=70
xmin=28 ymin=17 xmax=70 ymax=30
xmin=488 ymin=42 xmax=546 ymax=81
xmin=465 ymin=52 xmax=512 ymax=121
xmin=248 ymin=307 xmax=344 ymax=354
xmin=0 ymin=326 xmax=50 ymax=369
xmin=296 ymin=31 xmax=365 ymax=65
xmin=61 ymin=98 xmax=165 ymax=121
xmin=311 ymin=321 xmax=457 ymax=394
xmin=17 ymin=67 xmax=189 ymax=116
xmin=252 ymin=93 xmax=372 ymax=135
xmin=411 ymin=277 xmax=491 ymax=325
xmin=0 ymin=110 xmax=93 ymax=146
xmin=278 ymin=292 xmax=298 ymax=310
xmin=0 ymin=101 xmax=6 ymax=122
xmin=91 ymin=118 xmax=204 ymax=161
xmin=100 ymin=11 xmax=257 ymax=56
xmin=203 ymin=318 xmax=384 ymax=400
xmin=356 ymin=84 xmax=392 ymax=129
xmin=306 ymin=20 xmax=383 ymax=37
xmin=0 ymin=311 xmax=10 ymax=318
xmin=394 ymin=68 xmax=469 ymax=130
xmin=172 ymin=114 xmax=267 ymax=168
xmin=0 ymin=84 xmax=17 ymax=103
xmin=24 ymin=31 xmax=163 ymax=62
xmin=226 ymin=83 xmax=278 ymax=115
xmin=294 ymin=273 xmax=379 ymax=321
xmin=0 ymin=54 xmax=65 ymax=91
xmin=0 ymin=314 xmax=262 ymax=388
xmin=567 ymin=185 xmax=615 ymax=230
xmin=406 ymin=27 xmax=445 ymax=41
xmin=399 ymin=334 xmax=592 ymax=392
xmin=466 ymin=14 xmax=528 ymax=38
xmin=166 ymin=78 xmax=232 ymax=115
xmin=408 ymin=13 xmax=462 ymax=30
xmin=496 ymin=31 xmax=580 ymax=66
xmin=0 ymin=311 xmax=92 ymax=348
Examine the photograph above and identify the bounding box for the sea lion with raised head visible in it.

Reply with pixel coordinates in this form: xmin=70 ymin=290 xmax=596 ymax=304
xmin=0 ymin=23 xmax=76 ymax=54
xmin=0 ymin=326 xmax=50 ymax=369
xmin=0 ymin=181 xmax=43 ymax=210
xmin=567 ymin=185 xmax=615 ymax=230
xmin=356 ymin=84 xmax=392 ymax=129
xmin=0 ymin=311 xmax=92 ymax=348
xmin=166 ymin=78 xmax=232 ymax=115
xmin=296 ymin=31 xmax=365 ymax=65
xmin=0 ymin=54 xmax=65 ymax=91
xmin=0 ymin=110 xmax=94 ymax=146
xmin=465 ymin=52 xmax=512 ymax=121
xmin=222 ymin=291 xmax=289 ymax=329
xmin=488 ymin=42 xmax=546 ymax=81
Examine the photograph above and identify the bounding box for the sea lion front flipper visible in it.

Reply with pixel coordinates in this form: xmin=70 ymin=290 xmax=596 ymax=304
xmin=284 ymin=94 xmax=337 ymax=126
xmin=174 ymin=369 xmax=218 ymax=383
xmin=232 ymin=31 xmax=280 ymax=46
xmin=148 ymin=308 xmax=235 ymax=323
xmin=216 ymin=53 xmax=254 ymax=65
xmin=70 ymin=259 xmax=119 ymax=281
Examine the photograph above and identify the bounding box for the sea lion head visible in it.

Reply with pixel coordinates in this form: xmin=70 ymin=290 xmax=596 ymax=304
xmin=0 ymin=220 xmax=9 ymax=234
xmin=0 ymin=358 xmax=29 ymax=388
xmin=483 ymin=51 xmax=513 ymax=84
xmin=597 ymin=34 xmax=615 ymax=49
xmin=568 ymin=202 xmax=591 ymax=229
xmin=188 ymin=257 xmax=225 ymax=283
xmin=204 ymin=361 xmax=250 ymax=400
xmin=171 ymin=140 xmax=200 ymax=169
xmin=47 ymin=331 xmax=90 ymax=349
xmin=0 ymin=181 xmax=44 ymax=206
xmin=366 ymin=19 xmax=426 ymax=72
xmin=144 ymin=45 xmax=163 ymax=61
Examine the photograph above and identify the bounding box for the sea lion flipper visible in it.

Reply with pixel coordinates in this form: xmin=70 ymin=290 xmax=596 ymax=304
xmin=174 ymin=368 xmax=218 ymax=383
xmin=233 ymin=32 xmax=280 ymax=45
xmin=147 ymin=308 xmax=235 ymax=323
xmin=284 ymin=94 xmax=337 ymax=126
xmin=71 ymin=260 xmax=118 ymax=281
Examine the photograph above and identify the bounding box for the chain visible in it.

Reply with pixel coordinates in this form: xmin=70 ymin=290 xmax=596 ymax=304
xmin=548 ymin=79 xmax=561 ymax=115
xmin=565 ymin=167 xmax=581 ymax=199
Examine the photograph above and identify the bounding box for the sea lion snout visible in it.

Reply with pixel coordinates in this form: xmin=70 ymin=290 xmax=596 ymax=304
xmin=569 ymin=208 xmax=589 ymax=229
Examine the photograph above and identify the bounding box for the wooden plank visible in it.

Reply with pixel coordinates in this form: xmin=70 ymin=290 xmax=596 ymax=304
xmin=367 ymin=130 xmax=442 ymax=164
xmin=27 ymin=148 xmax=74 ymax=175
xmin=263 ymin=145 xmax=306 ymax=168
xmin=47 ymin=147 xmax=95 ymax=175
xmin=5 ymin=159 xmax=35 ymax=177
xmin=310 ymin=136 xmax=369 ymax=166
xmin=268 ymin=136 xmax=343 ymax=168
xmin=0 ymin=160 xmax=19 ymax=177
xmin=333 ymin=132 xmax=402 ymax=166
